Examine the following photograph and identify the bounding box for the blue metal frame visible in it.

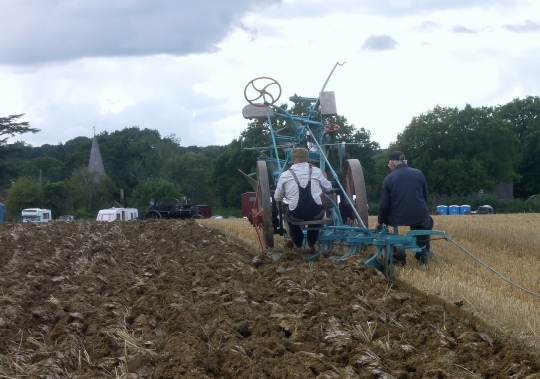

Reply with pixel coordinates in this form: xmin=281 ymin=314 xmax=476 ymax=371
xmin=242 ymin=63 xmax=446 ymax=279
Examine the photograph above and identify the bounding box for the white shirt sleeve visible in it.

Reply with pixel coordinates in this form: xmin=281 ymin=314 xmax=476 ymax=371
xmin=274 ymin=163 xmax=333 ymax=210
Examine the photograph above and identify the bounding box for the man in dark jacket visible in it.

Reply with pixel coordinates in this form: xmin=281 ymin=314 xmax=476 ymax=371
xmin=377 ymin=151 xmax=434 ymax=263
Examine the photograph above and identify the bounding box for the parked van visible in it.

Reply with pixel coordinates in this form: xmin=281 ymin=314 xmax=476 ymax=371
xmin=21 ymin=208 xmax=52 ymax=223
xmin=96 ymin=207 xmax=138 ymax=222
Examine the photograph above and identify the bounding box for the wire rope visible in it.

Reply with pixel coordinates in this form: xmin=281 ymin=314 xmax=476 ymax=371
xmin=442 ymin=236 xmax=540 ymax=299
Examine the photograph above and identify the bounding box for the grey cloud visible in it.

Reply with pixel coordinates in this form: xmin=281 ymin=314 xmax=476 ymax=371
xmin=233 ymin=0 xmax=518 ymax=24
xmin=0 ymin=0 xmax=281 ymax=66
xmin=453 ymin=26 xmax=477 ymax=34
xmin=361 ymin=35 xmax=398 ymax=51
xmin=345 ymin=0 xmax=516 ymax=17
xmin=503 ymin=20 xmax=540 ymax=32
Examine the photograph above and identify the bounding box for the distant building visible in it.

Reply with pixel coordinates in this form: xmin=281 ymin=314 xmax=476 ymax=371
xmin=88 ymin=135 xmax=105 ymax=183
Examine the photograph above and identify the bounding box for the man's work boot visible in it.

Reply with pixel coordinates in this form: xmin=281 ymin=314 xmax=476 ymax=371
xmin=415 ymin=247 xmax=431 ymax=264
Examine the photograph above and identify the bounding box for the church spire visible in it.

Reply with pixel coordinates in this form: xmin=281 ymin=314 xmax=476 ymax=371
xmin=88 ymin=129 xmax=105 ymax=176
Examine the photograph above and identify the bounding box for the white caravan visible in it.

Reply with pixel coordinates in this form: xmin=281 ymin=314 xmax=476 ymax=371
xmin=96 ymin=207 xmax=138 ymax=222
xmin=21 ymin=208 xmax=53 ymax=223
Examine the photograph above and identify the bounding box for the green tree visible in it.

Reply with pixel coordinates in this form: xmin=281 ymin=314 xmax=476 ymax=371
xmin=62 ymin=137 xmax=93 ymax=175
xmin=4 ymin=176 xmax=43 ymax=219
xmin=393 ymin=104 xmax=518 ymax=197
xmin=43 ymin=181 xmax=72 ymax=217
xmin=162 ymin=152 xmax=211 ymax=204
xmin=370 ymin=150 xmax=393 ymax=203
xmin=0 ymin=114 xmax=39 ymax=145
xmin=21 ymin=157 xmax=65 ymax=184
xmin=207 ymin=141 xmax=255 ymax=208
xmin=0 ymin=114 xmax=37 ymax=189
xmin=98 ymin=127 xmax=183 ymax=189
xmin=496 ymin=96 xmax=540 ymax=197
xmin=129 ymin=178 xmax=184 ymax=209
xmin=0 ymin=142 xmax=34 ymax=189
xmin=67 ymin=167 xmax=117 ymax=215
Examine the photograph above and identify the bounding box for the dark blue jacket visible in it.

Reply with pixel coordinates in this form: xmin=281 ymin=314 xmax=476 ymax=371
xmin=378 ymin=163 xmax=430 ymax=227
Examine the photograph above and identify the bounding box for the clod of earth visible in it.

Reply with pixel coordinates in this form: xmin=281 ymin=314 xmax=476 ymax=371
xmin=0 ymin=220 xmax=538 ymax=378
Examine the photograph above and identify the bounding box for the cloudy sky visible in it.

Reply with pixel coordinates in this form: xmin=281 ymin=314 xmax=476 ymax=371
xmin=1 ymin=0 xmax=539 ymax=149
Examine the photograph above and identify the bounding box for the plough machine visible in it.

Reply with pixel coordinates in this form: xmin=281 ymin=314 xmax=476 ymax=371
xmin=240 ymin=64 xmax=445 ymax=280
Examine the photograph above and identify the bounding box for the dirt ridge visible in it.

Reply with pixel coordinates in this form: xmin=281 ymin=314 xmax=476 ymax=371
xmin=0 ymin=220 xmax=539 ymax=378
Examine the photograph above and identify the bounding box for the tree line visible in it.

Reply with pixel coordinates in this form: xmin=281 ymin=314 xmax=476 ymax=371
xmin=1 ymin=96 xmax=539 ymax=220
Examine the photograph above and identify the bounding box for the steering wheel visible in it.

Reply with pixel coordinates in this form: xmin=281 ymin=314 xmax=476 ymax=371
xmin=244 ymin=77 xmax=282 ymax=107
xmin=324 ymin=123 xmax=340 ymax=132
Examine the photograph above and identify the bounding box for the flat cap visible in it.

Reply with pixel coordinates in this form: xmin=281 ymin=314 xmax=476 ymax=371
xmin=292 ymin=147 xmax=309 ymax=158
xmin=388 ymin=151 xmax=405 ymax=161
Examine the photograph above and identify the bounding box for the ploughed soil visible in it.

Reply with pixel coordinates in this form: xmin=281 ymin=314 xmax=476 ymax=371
xmin=0 ymin=220 xmax=539 ymax=378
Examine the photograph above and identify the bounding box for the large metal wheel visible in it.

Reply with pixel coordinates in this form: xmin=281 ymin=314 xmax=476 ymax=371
xmin=251 ymin=160 xmax=274 ymax=250
xmin=343 ymin=159 xmax=369 ymax=228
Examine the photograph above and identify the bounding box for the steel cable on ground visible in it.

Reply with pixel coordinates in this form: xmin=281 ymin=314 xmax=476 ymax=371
xmin=442 ymin=236 xmax=540 ymax=299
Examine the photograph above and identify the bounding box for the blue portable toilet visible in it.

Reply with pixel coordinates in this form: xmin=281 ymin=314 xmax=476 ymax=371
xmin=460 ymin=205 xmax=472 ymax=215
xmin=448 ymin=205 xmax=460 ymax=215
xmin=436 ymin=205 xmax=448 ymax=215
xmin=0 ymin=203 xmax=5 ymax=223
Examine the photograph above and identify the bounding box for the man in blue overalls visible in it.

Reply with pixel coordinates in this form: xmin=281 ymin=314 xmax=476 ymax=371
xmin=274 ymin=148 xmax=333 ymax=252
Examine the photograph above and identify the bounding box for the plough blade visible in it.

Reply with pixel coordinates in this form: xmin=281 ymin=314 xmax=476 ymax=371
xmin=301 ymin=253 xmax=320 ymax=262
xmin=364 ymin=259 xmax=385 ymax=273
